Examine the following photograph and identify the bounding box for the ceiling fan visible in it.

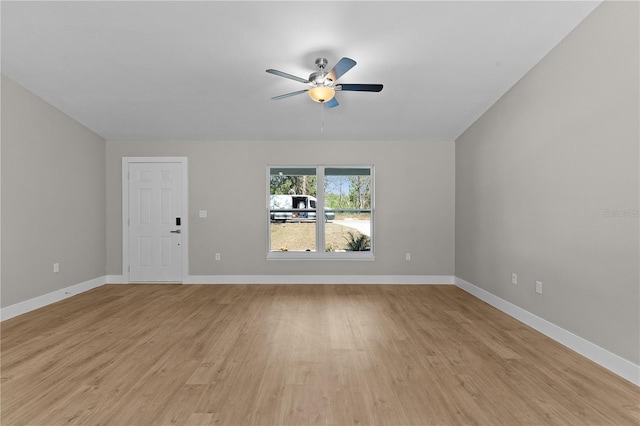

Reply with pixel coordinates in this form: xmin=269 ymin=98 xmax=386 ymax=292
xmin=266 ymin=57 xmax=383 ymax=108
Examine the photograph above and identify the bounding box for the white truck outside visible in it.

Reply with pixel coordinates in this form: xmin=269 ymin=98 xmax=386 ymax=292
xmin=269 ymin=194 xmax=335 ymax=222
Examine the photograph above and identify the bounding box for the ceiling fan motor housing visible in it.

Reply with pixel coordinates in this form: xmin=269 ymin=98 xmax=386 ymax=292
xmin=309 ymin=71 xmax=332 ymax=85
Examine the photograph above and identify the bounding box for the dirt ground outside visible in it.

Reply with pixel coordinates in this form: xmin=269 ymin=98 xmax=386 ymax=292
xmin=270 ymin=221 xmax=369 ymax=252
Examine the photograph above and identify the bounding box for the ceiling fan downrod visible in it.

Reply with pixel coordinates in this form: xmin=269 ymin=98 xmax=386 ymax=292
xmin=315 ymin=57 xmax=328 ymax=70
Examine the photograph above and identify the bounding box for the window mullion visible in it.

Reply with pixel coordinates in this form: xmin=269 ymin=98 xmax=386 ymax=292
xmin=316 ymin=166 xmax=325 ymax=253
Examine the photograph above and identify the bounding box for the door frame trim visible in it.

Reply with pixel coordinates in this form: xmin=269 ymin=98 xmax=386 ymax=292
xmin=122 ymin=157 xmax=189 ymax=283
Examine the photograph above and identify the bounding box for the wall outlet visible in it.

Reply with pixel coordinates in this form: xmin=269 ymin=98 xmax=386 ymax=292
xmin=53 ymin=263 xmax=60 ymax=273
xmin=405 ymin=253 xmax=411 ymax=261
xmin=536 ymin=280 xmax=543 ymax=294
xmin=512 ymin=273 xmax=518 ymax=285
xmin=199 ymin=210 xmax=208 ymax=218
xmin=215 ymin=253 xmax=221 ymax=261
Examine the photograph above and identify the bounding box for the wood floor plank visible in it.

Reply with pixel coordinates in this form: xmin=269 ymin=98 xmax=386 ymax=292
xmin=1 ymin=284 xmax=638 ymax=425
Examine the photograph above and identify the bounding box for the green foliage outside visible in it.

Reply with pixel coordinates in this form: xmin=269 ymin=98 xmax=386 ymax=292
xmin=270 ymin=175 xmax=317 ymax=197
xmin=343 ymin=231 xmax=371 ymax=251
xmin=325 ymin=175 xmax=371 ymax=210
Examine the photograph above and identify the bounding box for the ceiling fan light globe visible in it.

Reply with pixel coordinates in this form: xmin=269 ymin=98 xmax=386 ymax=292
xmin=309 ymin=86 xmax=335 ymax=103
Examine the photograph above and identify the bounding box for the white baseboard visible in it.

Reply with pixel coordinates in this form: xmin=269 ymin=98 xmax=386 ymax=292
xmin=106 ymin=275 xmax=128 ymax=284
xmin=185 ymin=275 xmax=455 ymax=285
xmin=454 ymin=276 xmax=640 ymax=387
xmin=1 ymin=275 xmax=107 ymax=321
xmin=105 ymin=275 xmax=454 ymax=285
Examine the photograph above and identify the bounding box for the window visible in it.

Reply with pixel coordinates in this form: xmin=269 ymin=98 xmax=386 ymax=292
xmin=268 ymin=165 xmax=374 ymax=260
xmin=268 ymin=167 xmax=317 ymax=253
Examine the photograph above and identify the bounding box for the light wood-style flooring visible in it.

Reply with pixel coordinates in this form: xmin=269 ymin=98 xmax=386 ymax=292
xmin=1 ymin=284 xmax=638 ymax=425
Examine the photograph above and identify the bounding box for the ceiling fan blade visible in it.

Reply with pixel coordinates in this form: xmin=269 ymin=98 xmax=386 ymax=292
xmin=271 ymin=89 xmax=309 ymax=100
xmin=325 ymin=98 xmax=339 ymax=108
xmin=325 ymin=57 xmax=356 ymax=83
xmin=337 ymin=84 xmax=383 ymax=92
xmin=266 ymin=69 xmax=310 ymax=84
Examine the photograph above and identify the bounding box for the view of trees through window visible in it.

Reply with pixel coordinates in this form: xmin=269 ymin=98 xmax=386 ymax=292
xmin=270 ymin=169 xmax=317 ymax=197
xmin=269 ymin=166 xmax=373 ymax=255
xmin=325 ymin=168 xmax=371 ymax=210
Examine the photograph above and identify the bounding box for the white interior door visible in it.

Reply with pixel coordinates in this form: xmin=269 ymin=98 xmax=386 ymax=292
xmin=129 ymin=162 xmax=183 ymax=282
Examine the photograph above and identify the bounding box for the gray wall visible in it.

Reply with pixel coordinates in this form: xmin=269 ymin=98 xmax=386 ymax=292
xmin=1 ymin=76 xmax=107 ymax=307
xmin=106 ymin=140 xmax=455 ymax=277
xmin=455 ymin=1 xmax=639 ymax=364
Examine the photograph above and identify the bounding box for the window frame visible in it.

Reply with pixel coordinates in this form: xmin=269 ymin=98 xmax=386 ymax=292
xmin=267 ymin=164 xmax=374 ymax=261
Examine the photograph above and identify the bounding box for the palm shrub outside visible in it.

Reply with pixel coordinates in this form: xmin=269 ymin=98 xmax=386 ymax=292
xmin=344 ymin=231 xmax=370 ymax=251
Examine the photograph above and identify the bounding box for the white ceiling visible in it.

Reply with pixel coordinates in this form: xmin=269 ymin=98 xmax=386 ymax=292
xmin=1 ymin=1 xmax=601 ymax=141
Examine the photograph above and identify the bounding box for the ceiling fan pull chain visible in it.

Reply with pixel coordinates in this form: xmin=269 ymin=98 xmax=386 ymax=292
xmin=320 ymin=102 xmax=324 ymax=133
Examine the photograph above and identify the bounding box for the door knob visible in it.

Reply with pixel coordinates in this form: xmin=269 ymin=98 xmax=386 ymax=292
xmin=170 ymin=229 xmax=181 ymax=234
